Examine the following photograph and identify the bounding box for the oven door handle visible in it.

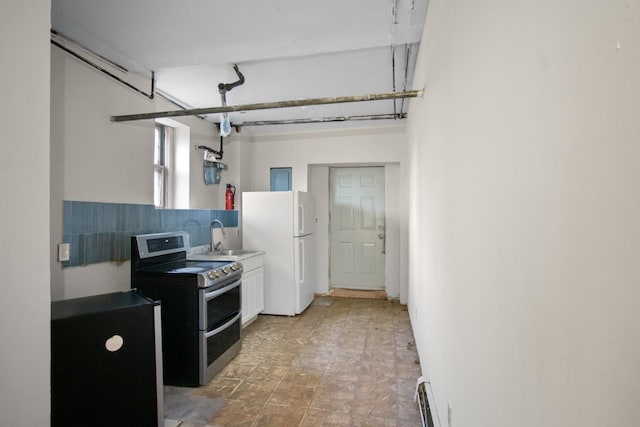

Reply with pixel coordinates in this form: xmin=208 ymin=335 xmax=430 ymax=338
xmin=204 ymin=312 xmax=241 ymax=338
xmin=204 ymin=278 xmax=241 ymax=300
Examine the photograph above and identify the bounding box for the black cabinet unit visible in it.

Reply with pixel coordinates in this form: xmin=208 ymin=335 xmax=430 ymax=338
xmin=51 ymin=290 xmax=163 ymax=427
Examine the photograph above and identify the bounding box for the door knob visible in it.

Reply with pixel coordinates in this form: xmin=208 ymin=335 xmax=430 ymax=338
xmin=378 ymin=233 xmax=384 ymax=239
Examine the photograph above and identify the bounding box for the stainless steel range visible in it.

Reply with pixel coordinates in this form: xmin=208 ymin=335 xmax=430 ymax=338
xmin=131 ymin=231 xmax=242 ymax=386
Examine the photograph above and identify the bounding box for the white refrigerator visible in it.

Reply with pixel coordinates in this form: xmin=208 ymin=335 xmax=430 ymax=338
xmin=242 ymin=191 xmax=315 ymax=315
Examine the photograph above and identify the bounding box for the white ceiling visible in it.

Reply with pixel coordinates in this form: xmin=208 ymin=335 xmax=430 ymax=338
xmin=51 ymin=0 xmax=429 ymax=134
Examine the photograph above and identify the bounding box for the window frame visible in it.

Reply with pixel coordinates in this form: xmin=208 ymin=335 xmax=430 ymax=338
xmin=154 ymin=124 xmax=172 ymax=208
xmin=270 ymin=167 xmax=292 ymax=191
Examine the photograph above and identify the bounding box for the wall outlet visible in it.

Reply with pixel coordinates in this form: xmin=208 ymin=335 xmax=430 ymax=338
xmin=58 ymin=243 xmax=70 ymax=262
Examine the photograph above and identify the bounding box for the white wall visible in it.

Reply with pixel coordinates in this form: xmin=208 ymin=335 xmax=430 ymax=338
xmin=407 ymin=1 xmax=640 ymax=426
xmin=50 ymin=43 xmax=233 ymax=299
xmin=247 ymin=125 xmax=406 ymax=191
xmin=0 ymin=1 xmax=50 ymax=424
xmin=247 ymin=125 xmax=409 ymax=300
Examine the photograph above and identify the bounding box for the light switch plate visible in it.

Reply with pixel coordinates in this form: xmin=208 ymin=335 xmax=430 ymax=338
xmin=58 ymin=243 xmax=70 ymax=262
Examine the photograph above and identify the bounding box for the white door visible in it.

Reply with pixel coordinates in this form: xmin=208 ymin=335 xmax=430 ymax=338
xmin=329 ymin=167 xmax=385 ymax=290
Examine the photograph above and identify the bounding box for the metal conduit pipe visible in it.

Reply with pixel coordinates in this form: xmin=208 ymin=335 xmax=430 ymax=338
xmin=400 ymin=43 xmax=412 ymax=114
xmin=391 ymin=45 xmax=398 ymax=117
xmin=110 ymin=90 xmax=422 ymax=122
xmin=51 ymin=40 xmax=156 ymax=100
xmin=234 ymin=113 xmax=407 ymax=127
xmin=155 ymin=89 xmax=207 ymax=120
xmin=51 ymin=30 xmax=129 ymax=73
xmin=53 ymin=30 xmax=204 ymax=116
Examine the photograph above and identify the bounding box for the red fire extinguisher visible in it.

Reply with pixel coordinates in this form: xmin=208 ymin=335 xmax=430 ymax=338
xmin=225 ymin=184 xmax=236 ymax=210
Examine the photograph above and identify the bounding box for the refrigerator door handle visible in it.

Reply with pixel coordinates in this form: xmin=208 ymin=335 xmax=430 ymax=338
xmin=299 ymin=239 xmax=305 ymax=284
xmin=298 ymin=203 xmax=304 ymax=235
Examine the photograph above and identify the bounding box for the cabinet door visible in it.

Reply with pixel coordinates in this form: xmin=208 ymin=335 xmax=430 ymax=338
xmin=241 ymin=267 xmax=264 ymax=326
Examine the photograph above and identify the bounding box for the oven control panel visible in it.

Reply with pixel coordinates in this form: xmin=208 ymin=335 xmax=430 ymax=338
xmin=198 ymin=262 xmax=243 ymax=288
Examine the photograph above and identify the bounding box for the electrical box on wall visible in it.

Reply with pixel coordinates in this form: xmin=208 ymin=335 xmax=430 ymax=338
xmin=58 ymin=243 xmax=70 ymax=262
xmin=203 ymin=160 xmax=227 ymax=185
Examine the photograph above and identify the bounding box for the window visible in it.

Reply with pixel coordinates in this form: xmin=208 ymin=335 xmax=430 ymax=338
xmin=154 ymin=124 xmax=172 ymax=208
xmin=270 ymin=167 xmax=292 ymax=191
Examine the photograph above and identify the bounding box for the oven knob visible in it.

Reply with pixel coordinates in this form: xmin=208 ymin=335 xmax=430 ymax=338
xmin=231 ymin=263 xmax=239 ymax=271
xmin=215 ymin=270 xmax=222 ymax=278
xmin=208 ymin=271 xmax=216 ymax=280
xmin=223 ymin=266 xmax=231 ymax=274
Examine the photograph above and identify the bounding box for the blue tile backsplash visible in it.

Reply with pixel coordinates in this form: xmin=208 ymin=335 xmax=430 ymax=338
xmin=62 ymin=201 xmax=238 ymax=267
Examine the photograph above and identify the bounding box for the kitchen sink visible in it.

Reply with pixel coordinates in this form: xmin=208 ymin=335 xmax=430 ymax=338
xmin=213 ymin=249 xmax=252 ymax=256
xmin=188 ymin=248 xmax=262 ymax=262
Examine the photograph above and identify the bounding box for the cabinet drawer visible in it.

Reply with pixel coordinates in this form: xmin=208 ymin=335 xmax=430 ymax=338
xmin=241 ymin=254 xmax=263 ymax=272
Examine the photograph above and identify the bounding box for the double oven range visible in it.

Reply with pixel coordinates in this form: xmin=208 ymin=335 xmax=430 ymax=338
xmin=131 ymin=232 xmax=242 ymax=386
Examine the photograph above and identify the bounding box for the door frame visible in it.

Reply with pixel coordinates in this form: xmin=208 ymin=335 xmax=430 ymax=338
xmin=308 ymin=163 xmax=403 ymax=299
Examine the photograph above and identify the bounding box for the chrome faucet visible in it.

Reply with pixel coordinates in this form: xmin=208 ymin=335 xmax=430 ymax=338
xmin=210 ymin=220 xmax=226 ymax=252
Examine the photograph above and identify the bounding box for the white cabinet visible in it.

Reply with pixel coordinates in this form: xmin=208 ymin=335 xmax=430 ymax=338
xmin=241 ymin=254 xmax=264 ymax=327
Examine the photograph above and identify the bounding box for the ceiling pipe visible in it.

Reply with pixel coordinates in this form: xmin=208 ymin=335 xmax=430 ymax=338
xmin=110 ymin=90 xmax=422 ymax=122
xmin=218 ymin=65 xmax=245 ymax=94
xmin=51 ymin=30 xmax=129 ymax=73
xmin=218 ymin=65 xmax=245 ymax=137
xmin=51 ymin=39 xmax=155 ymax=100
xmin=391 ymin=45 xmax=398 ymax=117
xmin=196 ymin=135 xmax=224 ymax=160
xmin=155 ymin=88 xmax=207 ymax=120
xmin=51 ymin=31 xmax=211 ymax=117
xmin=400 ymin=43 xmax=412 ymax=114
xmin=234 ymin=113 xmax=407 ymax=127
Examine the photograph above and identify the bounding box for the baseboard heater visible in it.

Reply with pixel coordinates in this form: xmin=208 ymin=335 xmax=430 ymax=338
xmin=415 ymin=376 xmax=436 ymax=427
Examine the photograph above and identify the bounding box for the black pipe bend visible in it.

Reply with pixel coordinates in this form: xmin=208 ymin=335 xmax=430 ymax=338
xmin=218 ymin=64 xmax=245 ymax=94
xmin=196 ymin=135 xmax=224 ymax=160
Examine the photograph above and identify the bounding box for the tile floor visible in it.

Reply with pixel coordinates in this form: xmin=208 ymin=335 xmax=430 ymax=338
xmin=169 ymin=296 xmax=422 ymax=427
